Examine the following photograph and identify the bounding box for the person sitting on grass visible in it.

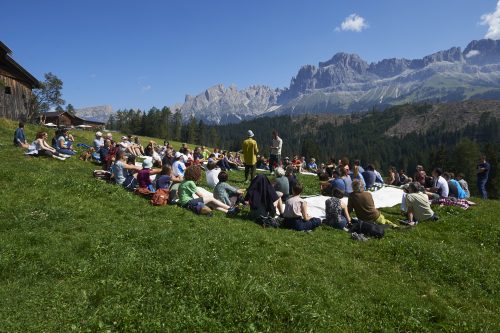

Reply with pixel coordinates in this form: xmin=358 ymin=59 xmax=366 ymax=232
xmin=155 ymin=165 xmax=182 ymax=190
xmin=404 ymin=182 xmax=438 ymax=226
xmin=55 ymin=128 xmax=76 ymax=156
xmin=273 ymin=167 xmax=290 ymax=201
xmin=178 ymin=165 xmax=239 ymax=216
xmin=137 ymin=157 xmax=162 ymax=192
xmin=33 ymin=131 xmax=67 ymax=160
xmin=285 ymin=165 xmax=297 ymax=196
xmin=426 ymin=168 xmax=449 ymax=199
xmin=205 ymin=159 xmax=221 ymax=189
xmin=348 ymin=179 xmax=398 ymax=228
xmin=307 ymin=158 xmax=318 ymax=173
xmin=112 ymin=150 xmax=142 ymax=186
xmin=282 ymin=183 xmax=322 ymax=231
xmin=13 ymin=122 xmax=29 ymax=148
xmin=93 ymin=131 xmax=104 ymax=151
xmin=324 ymin=188 xmax=351 ymax=230
xmin=172 ymin=152 xmax=186 ymax=178
xmin=443 ymin=172 xmax=466 ymax=199
xmin=245 ymin=174 xmax=284 ymax=219
xmin=320 ymin=170 xmax=346 ymax=195
xmin=456 ymin=173 xmax=470 ymax=198
xmin=214 ymin=171 xmax=245 ymax=206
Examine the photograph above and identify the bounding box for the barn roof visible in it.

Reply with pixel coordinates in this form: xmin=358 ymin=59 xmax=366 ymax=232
xmin=0 ymin=41 xmax=41 ymax=89
xmin=43 ymin=111 xmax=106 ymax=125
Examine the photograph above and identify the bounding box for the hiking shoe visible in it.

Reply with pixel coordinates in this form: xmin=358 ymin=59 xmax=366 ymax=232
xmin=226 ymin=206 xmax=240 ymax=217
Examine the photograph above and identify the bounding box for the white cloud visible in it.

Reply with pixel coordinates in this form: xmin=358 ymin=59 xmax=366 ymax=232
xmin=336 ymin=14 xmax=368 ymax=32
xmin=465 ymin=50 xmax=481 ymax=58
xmin=480 ymin=0 xmax=500 ymax=39
xmin=141 ymin=85 xmax=152 ymax=92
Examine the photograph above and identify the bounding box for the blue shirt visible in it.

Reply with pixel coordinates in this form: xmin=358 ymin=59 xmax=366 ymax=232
xmin=156 ymin=175 xmax=172 ymax=189
xmin=477 ymin=162 xmax=490 ymax=181
xmin=14 ymin=128 xmax=26 ymax=145
xmin=330 ymin=178 xmax=346 ymax=192
xmin=361 ymin=171 xmax=376 ymax=188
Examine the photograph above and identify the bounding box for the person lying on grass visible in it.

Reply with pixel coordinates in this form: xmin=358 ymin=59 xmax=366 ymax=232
xmin=155 ymin=165 xmax=182 ymax=190
xmin=282 ymin=183 xmax=322 ymax=232
xmin=112 ymin=150 xmax=141 ymax=186
xmin=324 ymin=188 xmax=351 ymax=230
xmin=137 ymin=157 xmax=161 ymax=192
xmin=347 ymin=179 xmax=398 ymax=228
xmin=178 ymin=165 xmax=239 ymax=216
xmin=214 ymin=171 xmax=245 ymax=206
xmin=33 ymin=131 xmax=68 ymax=160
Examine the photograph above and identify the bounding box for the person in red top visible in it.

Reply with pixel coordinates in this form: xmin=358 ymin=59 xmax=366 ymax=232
xmin=137 ymin=158 xmax=161 ymax=192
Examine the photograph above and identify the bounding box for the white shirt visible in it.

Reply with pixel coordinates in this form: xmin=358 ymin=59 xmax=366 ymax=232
xmin=172 ymin=160 xmax=186 ymax=177
xmin=435 ymin=176 xmax=449 ymax=198
xmin=271 ymin=136 xmax=282 ymax=155
xmin=206 ymin=168 xmax=221 ymax=188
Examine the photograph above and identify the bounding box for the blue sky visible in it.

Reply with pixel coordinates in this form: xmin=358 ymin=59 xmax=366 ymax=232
xmin=1 ymin=0 xmax=498 ymax=111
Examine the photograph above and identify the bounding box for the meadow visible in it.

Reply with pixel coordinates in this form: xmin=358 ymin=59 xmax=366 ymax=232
xmin=0 ymin=118 xmax=498 ymax=332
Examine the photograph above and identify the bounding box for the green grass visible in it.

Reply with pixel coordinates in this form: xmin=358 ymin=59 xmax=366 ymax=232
xmin=0 ymin=118 xmax=499 ymax=332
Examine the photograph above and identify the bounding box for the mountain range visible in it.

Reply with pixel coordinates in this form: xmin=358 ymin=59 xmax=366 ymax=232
xmin=176 ymin=39 xmax=500 ymax=124
xmin=74 ymin=105 xmax=113 ymax=123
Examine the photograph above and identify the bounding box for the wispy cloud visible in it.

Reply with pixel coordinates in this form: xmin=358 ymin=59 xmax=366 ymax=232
xmin=141 ymin=85 xmax=152 ymax=92
xmin=480 ymin=0 xmax=500 ymax=39
xmin=335 ymin=14 xmax=368 ymax=32
xmin=465 ymin=50 xmax=481 ymax=58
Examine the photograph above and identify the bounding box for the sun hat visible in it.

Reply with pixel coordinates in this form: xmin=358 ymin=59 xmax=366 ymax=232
xmin=247 ymin=130 xmax=254 ymax=137
xmin=174 ymin=152 xmax=182 ymax=159
xmin=142 ymin=157 xmax=153 ymax=169
xmin=95 ymin=131 xmax=102 ymax=137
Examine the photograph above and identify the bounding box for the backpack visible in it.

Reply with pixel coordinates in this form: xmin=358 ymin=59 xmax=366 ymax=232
xmin=134 ymin=187 xmax=154 ymax=199
xmin=350 ymin=220 xmax=384 ymax=238
xmin=257 ymin=215 xmax=282 ymax=228
xmin=151 ymin=188 xmax=170 ymax=206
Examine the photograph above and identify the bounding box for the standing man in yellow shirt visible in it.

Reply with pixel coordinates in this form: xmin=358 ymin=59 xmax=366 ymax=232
xmin=242 ymin=130 xmax=259 ymax=183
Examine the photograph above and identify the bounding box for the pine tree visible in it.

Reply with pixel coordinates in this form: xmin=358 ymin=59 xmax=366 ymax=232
xmin=173 ymin=109 xmax=182 ymax=141
xmin=187 ymin=115 xmax=198 ymax=144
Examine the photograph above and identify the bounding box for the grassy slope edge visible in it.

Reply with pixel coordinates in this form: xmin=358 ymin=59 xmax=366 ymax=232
xmin=0 ymin=118 xmax=498 ymax=332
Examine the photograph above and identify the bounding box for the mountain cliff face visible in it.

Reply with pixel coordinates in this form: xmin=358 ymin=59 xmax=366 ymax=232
xmin=178 ymin=84 xmax=280 ymax=124
xmin=75 ymin=105 xmax=113 ymax=123
xmin=176 ymin=39 xmax=500 ymax=124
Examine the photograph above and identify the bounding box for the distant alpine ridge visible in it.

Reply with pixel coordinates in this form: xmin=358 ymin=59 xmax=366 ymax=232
xmin=75 ymin=105 xmax=113 ymax=124
xmin=176 ymin=39 xmax=500 ymax=124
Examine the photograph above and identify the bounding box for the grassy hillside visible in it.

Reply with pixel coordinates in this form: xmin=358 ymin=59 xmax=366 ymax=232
xmin=0 ymin=118 xmax=499 ymax=332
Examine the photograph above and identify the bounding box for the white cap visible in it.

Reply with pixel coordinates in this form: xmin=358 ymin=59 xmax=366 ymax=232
xmin=175 ymin=152 xmax=182 ymax=159
xmin=95 ymin=131 xmax=103 ymax=137
xmin=142 ymin=157 xmax=153 ymax=169
xmin=248 ymin=130 xmax=254 ymax=137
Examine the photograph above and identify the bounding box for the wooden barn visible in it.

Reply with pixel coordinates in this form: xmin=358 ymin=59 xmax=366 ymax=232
xmin=42 ymin=111 xmax=106 ymax=129
xmin=0 ymin=41 xmax=40 ymax=120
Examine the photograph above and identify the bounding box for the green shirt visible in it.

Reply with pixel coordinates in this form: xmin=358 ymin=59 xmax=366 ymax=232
xmin=178 ymin=180 xmax=197 ymax=206
xmin=214 ymin=182 xmax=238 ymax=206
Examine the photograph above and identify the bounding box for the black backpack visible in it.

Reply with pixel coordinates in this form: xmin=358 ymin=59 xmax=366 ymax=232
xmin=257 ymin=215 xmax=282 ymax=228
xmin=350 ymin=220 xmax=385 ymax=238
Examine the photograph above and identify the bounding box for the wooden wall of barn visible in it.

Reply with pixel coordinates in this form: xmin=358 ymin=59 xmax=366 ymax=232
xmin=0 ymin=74 xmax=33 ymax=120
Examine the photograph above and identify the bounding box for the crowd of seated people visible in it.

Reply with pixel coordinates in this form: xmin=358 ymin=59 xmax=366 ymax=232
xmin=14 ymin=125 xmax=481 ymax=233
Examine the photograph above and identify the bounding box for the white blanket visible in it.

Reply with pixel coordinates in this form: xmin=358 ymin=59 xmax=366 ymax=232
xmin=303 ymin=187 xmax=404 ymax=219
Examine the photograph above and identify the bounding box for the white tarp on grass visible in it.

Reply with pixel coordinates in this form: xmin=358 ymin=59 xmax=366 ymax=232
xmin=304 ymin=186 xmax=404 ymax=219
